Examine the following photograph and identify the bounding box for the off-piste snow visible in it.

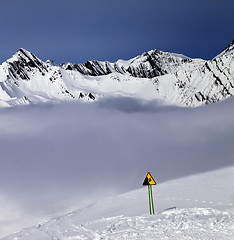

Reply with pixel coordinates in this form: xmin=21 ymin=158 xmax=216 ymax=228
xmin=2 ymin=167 xmax=234 ymax=240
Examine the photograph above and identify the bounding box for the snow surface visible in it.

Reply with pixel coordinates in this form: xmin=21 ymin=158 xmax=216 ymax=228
xmin=0 ymin=41 xmax=233 ymax=107
xmin=2 ymin=167 xmax=234 ymax=240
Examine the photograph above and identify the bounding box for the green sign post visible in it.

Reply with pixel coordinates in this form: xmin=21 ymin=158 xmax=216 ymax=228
xmin=143 ymin=172 xmax=157 ymax=215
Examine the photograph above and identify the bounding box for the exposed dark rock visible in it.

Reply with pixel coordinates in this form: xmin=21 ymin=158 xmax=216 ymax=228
xmin=88 ymin=93 xmax=95 ymax=100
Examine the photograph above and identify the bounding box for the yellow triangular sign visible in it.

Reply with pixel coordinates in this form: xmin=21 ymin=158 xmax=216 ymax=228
xmin=142 ymin=172 xmax=157 ymax=186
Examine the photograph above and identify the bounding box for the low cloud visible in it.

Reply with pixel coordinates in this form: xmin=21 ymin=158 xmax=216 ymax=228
xmin=97 ymin=96 xmax=179 ymax=113
xmin=0 ymin=97 xmax=233 ymax=236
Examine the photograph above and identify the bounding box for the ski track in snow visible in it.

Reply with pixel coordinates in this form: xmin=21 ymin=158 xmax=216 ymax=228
xmin=8 ymin=208 xmax=234 ymax=240
xmin=78 ymin=209 xmax=234 ymax=240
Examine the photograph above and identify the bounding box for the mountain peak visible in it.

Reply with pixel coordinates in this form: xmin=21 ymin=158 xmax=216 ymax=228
xmin=3 ymin=48 xmax=48 ymax=82
xmin=18 ymin=47 xmax=31 ymax=55
xmin=0 ymin=42 xmax=233 ymax=107
xmin=215 ymin=40 xmax=234 ymax=58
xmin=10 ymin=48 xmax=33 ymax=61
xmin=12 ymin=48 xmax=41 ymax=62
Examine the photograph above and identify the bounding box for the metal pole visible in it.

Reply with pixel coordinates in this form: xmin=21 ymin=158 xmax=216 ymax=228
xmin=148 ymin=185 xmax=152 ymax=215
xmin=150 ymin=185 xmax=155 ymax=214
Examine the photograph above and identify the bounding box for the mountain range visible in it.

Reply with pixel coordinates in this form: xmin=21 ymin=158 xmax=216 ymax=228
xmin=0 ymin=41 xmax=233 ymax=107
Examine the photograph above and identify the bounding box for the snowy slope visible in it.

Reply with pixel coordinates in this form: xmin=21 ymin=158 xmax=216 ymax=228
xmin=0 ymin=41 xmax=233 ymax=107
xmin=154 ymin=41 xmax=234 ymax=106
xmin=2 ymin=167 xmax=234 ymax=240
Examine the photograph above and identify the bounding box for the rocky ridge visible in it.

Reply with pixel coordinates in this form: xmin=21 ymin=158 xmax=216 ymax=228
xmin=0 ymin=41 xmax=233 ymax=107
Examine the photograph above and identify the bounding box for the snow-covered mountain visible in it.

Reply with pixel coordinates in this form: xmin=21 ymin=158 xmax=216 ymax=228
xmin=2 ymin=167 xmax=234 ymax=240
xmin=0 ymin=41 xmax=233 ymax=107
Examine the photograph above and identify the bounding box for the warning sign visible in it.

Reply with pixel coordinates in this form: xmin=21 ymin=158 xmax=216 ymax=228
xmin=142 ymin=172 xmax=157 ymax=186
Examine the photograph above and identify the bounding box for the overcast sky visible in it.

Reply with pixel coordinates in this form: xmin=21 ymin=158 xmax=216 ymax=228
xmin=0 ymin=0 xmax=233 ymax=64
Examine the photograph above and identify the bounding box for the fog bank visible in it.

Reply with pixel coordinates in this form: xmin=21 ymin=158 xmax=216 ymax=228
xmin=0 ymin=97 xmax=233 ymax=237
